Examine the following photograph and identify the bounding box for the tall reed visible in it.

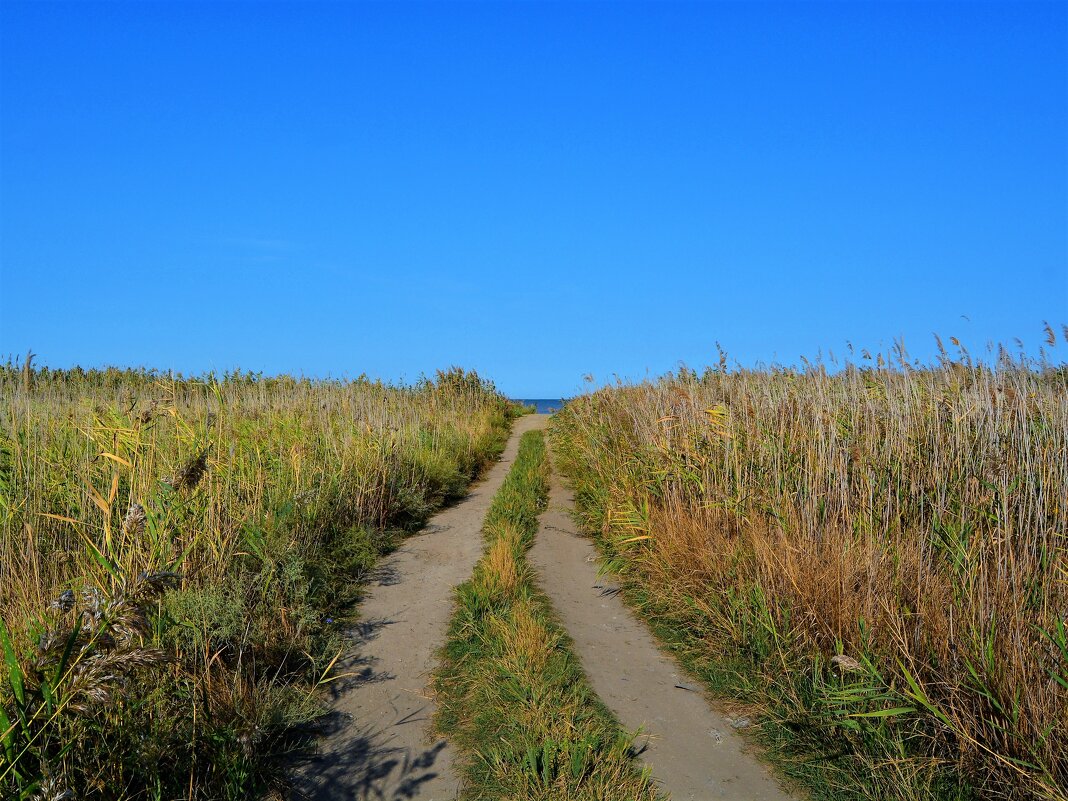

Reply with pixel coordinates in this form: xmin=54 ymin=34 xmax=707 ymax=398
xmin=551 ymin=338 xmax=1068 ymax=801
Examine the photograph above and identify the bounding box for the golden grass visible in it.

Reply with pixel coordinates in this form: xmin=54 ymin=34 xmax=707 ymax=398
xmin=494 ymin=601 xmax=560 ymax=678
xmin=551 ymin=344 xmax=1068 ymax=801
xmin=481 ymin=536 xmax=523 ymax=599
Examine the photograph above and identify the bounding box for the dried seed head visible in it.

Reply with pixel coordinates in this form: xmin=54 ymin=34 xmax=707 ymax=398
xmin=237 ymin=724 xmax=260 ymax=757
xmin=138 ymin=399 xmax=159 ymax=425
xmin=831 ymin=654 xmax=864 ymax=673
xmin=131 ymin=570 xmax=181 ymax=601
xmin=50 ymin=589 xmax=75 ymax=613
xmin=66 ymin=645 xmax=168 ymax=712
xmin=122 ymin=503 xmax=147 ymax=539
xmin=79 ymin=587 xmax=105 ymax=631
xmin=35 ymin=630 xmax=62 ymax=666
xmin=172 ymin=448 xmax=209 ymax=492
xmin=31 ymin=773 xmax=73 ymax=801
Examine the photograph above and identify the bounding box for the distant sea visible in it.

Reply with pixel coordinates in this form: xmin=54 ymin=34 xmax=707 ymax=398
xmin=513 ymin=398 xmax=568 ymax=414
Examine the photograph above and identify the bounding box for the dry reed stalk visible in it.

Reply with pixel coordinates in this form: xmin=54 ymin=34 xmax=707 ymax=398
xmin=551 ymin=345 xmax=1068 ymax=800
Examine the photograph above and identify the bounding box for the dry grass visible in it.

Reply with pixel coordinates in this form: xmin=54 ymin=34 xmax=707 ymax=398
xmin=434 ymin=431 xmax=660 ymax=801
xmin=551 ymin=336 xmax=1068 ymax=801
xmin=493 ymin=602 xmax=559 ymax=677
xmin=0 ymin=364 xmax=515 ymax=799
xmin=482 ymin=535 xmax=523 ymax=599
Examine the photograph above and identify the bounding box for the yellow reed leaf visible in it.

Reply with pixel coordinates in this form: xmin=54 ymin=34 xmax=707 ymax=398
xmin=40 ymin=513 xmax=80 ymax=526
xmin=87 ymin=485 xmax=109 ymax=515
xmin=100 ymin=451 xmax=132 ymax=468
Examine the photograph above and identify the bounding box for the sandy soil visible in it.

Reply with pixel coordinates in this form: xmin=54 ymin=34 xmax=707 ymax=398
xmin=529 ymin=469 xmax=797 ymax=801
xmin=294 ymin=414 xmax=545 ymax=801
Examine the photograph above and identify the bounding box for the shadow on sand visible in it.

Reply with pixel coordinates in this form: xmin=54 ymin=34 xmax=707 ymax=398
xmin=290 ymin=611 xmax=452 ymax=800
xmin=293 ymin=716 xmax=449 ymax=801
xmin=289 ymin=472 xmax=517 ymax=800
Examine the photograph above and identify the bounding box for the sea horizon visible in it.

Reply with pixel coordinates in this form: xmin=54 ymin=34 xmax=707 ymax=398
xmin=513 ymin=398 xmax=568 ymax=414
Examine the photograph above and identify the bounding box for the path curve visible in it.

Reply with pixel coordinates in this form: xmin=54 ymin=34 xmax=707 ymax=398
xmin=529 ymin=467 xmax=797 ymax=801
xmin=295 ymin=414 xmax=546 ymax=801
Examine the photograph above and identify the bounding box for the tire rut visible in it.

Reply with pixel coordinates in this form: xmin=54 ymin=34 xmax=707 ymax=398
xmin=529 ymin=471 xmax=797 ymax=801
xmin=294 ymin=415 xmax=546 ymax=801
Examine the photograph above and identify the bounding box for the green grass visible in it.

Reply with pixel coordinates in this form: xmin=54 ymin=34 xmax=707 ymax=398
xmin=0 ymin=364 xmax=520 ymax=800
xmin=434 ymin=430 xmax=661 ymax=801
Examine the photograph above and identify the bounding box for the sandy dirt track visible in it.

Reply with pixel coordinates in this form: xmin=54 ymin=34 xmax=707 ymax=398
xmin=295 ymin=414 xmax=545 ymax=801
xmin=529 ymin=470 xmax=796 ymax=801
xmin=297 ymin=413 xmax=793 ymax=800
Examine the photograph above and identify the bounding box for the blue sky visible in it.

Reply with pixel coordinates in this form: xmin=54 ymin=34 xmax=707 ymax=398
xmin=1 ymin=1 xmax=1065 ymax=397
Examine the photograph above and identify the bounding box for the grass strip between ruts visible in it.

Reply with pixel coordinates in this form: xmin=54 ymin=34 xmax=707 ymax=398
xmin=433 ymin=430 xmax=662 ymax=801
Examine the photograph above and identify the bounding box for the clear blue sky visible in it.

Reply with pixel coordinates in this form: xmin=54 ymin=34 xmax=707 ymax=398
xmin=1 ymin=1 xmax=1065 ymax=397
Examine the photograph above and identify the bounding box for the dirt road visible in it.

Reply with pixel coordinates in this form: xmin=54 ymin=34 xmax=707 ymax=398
xmin=298 ymin=413 xmax=793 ymax=800
xmin=529 ymin=471 xmax=796 ymax=801
xmin=295 ymin=414 xmax=545 ymax=801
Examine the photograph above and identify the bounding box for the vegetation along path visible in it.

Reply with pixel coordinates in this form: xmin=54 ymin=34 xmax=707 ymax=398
xmin=529 ymin=467 xmax=796 ymax=801
xmin=300 ymin=413 xmax=793 ymax=800
xmin=297 ymin=414 xmax=546 ymax=801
